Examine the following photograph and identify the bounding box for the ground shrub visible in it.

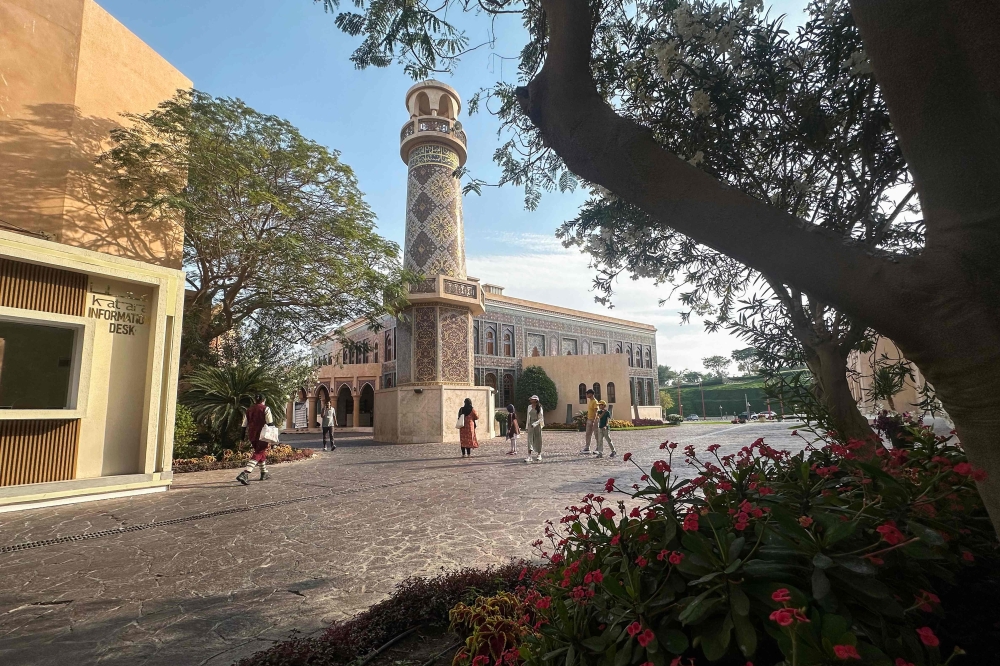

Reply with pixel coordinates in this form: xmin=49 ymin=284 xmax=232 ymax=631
xmin=632 ymin=419 xmax=665 ymax=427
xmin=172 ymin=444 xmax=313 ymax=473
xmin=172 ymin=404 xmax=201 ymax=459
xmin=665 ymin=413 xmax=683 ymax=424
xmin=514 ymin=367 xmax=559 ymax=415
xmin=609 ymin=419 xmax=635 ymax=429
xmin=236 ymin=562 xmax=539 ymax=666
xmin=450 ymin=591 xmax=533 ymax=666
xmin=516 ymin=425 xmax=997 ymax=665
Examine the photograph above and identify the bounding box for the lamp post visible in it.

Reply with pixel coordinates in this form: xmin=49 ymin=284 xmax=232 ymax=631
xmin=700 ymin=381 xmax=706 ymax=420
xmin=677 ymin=385 xmax=683 ymax=418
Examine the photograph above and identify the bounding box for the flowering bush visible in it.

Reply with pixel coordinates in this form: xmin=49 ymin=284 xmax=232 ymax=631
xmin=633 ymin=419 xmax=667 ymax=427
xmin=609 ymin=419 xmax=638 ymax=429
xmin=518 ymin=426 xmax=995 ymax=665
xmin=172 ymin=444 xmax=313 ymax=473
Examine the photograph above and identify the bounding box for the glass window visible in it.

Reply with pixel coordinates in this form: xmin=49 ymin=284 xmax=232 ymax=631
xmin=578 ymin=383 xmax=587 ymax=404
xmin=646 ymin=379 xmax=655 ymax=405
xmin=0 ymin=320 xmax=77 ymax=409
xmin=486 ymin=325 xmax=496 ymax=356
xmin=503 ymin=373 xmax=514 ymax=406
xmin=503 ymin=327 xmax=514 ymax=357
xmin=593 ymin=382 xmax=601 ymax=401
xmin=607 ymin=382 xmax=616 ymax=404
xmin=474 ymin=323 xmax=480 ymax=355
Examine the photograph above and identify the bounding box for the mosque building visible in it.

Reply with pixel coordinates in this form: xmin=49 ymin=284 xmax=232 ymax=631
xmin=289 ymin=81 xmax=661 ymax=439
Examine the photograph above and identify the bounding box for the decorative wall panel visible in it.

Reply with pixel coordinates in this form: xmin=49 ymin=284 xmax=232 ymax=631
xmin=0 ymin=258 xmax=86 ymax=316
xmin=413 ymin=307 xmax=438 ymax=382
xmin=396 ymin=312 xmax=413 ymax=385
xmin=0 ymin=419 xmax=79 ymax=487
xmin=440 ymin=307 xmax=470 ymax=383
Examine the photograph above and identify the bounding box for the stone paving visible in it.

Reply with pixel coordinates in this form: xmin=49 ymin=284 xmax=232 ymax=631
xmin=0 ymin=421 xmax=802 ymax=666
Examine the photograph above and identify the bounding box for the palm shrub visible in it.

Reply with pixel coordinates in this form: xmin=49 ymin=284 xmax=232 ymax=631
xmin=172 ymin=404 xmax=201 ymax=458
xmin=516 ymin=425 xmax=995 ymax=665
xmin=182 ymin=364 xmax=286 ymax=453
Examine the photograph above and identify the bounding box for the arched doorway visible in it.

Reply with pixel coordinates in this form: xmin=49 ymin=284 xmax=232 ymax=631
xmin=359 ymin=383 xmax=375 ymax=427
xmin=314 ymin=385 xmax=330 ymax=429
xmin=337 ymin=385 xmax=354 ymax=427
xmin=484 ymin=372 xmax=498 ymax=407
xmin=293 ymin=388 xmax=308 ymax=428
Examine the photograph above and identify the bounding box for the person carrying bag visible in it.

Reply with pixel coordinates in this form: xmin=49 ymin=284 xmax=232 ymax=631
xmin=458 ymin=398 xmax=478 ymax=458
xmin=237 ymin=395 xmax=276 ymax=485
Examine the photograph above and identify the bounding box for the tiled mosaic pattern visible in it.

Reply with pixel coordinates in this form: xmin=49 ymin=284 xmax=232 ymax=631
xmin=413 ymin=306 xmax=438 ymax=382
xmin=404 ymin=145 xmax=466 ymax=279
xmin=396 ymin=311 xmax=413 ymax=385
xmin=440 ymin=307 xmax=471 ymax=383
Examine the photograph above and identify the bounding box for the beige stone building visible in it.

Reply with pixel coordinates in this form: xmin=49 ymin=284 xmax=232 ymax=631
xmin=288 ymin=82 xmax=660 ymax=437
xmin=0 ymin=0 xmax=189 ymax=510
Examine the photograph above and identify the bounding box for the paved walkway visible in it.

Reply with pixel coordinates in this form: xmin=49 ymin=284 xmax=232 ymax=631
xmin=0 ymin=422 xmax=801 ymax=666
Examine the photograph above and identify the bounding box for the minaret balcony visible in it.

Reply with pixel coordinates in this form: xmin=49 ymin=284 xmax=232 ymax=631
xmin=406 ymin=274 xmax=485 ymax=315
xmin=399 ymin=116 xmax=468 ymax=166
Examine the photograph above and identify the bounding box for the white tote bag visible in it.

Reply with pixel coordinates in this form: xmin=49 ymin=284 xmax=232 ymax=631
xmin=455 ymin=413 xmax=465 ymax=429
xmin=259 ymin=424 xmax=281 ymax=443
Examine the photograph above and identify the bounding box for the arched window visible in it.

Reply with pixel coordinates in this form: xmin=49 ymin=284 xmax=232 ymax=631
xmin=374 ymin=342 xmax=379 ymax=364
xmin=342 ymin=348 xmax=348 ymax=365
xmin=385 ymin=330 xmax=394 ymax=362
xmin=630 ymin=378 xmax=637 ymax=405
xmin=473 ymin=323 xmax=480 ymax=355
xmin=644 ymin=348 xmax=652 ymax=369
xmin=637 ymin=378 xmax=645 ymax=406
xmin=503 ymin=330 xmax=513 ymax=357
xmin=362 ymin=342 xmax=369 ymax=364
xmin=615 ymin=341 xmax=623 ymax=354
xmin=593 ymin=382 xmax=601 ymax=401
xmin=503 ymin=373 xmax=514 ymax=406
xmin=349 ymin=347 xmax=356 ymax=365
xmin=627 ymin=344 xmax=634 ymax=367
xmin=486 ymin=326 xmax=496 ymax=355
xmin=646 ymin=379 xmax=655 ymax=406
xmin=607 ymin=382 xmax=616 ymax=404
xmin=579 ymin=383 xmax=588 ymax=404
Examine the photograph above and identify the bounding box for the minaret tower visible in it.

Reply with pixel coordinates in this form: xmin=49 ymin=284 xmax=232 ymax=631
xmin=375 ymin=80 xmax=493 ymax=443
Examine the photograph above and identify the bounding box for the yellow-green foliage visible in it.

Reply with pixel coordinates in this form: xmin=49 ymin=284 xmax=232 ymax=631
xmin=450 ymin=592 xmax=530 ymax=666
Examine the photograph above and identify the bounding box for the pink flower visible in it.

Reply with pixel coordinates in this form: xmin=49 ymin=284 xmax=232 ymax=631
xmin=876 ymin=521 xmax=905 ymax=545
xmin=637 ymin=629 xmax=655 ymax=647
xmin=636 ymin=556 xmax=648 ymax=568
xmin=623 ymin=452 xmax=633 ymax=461
xmin=833 ymin=645 xmax=861 ymax=660
xmin=535 ymin=596 xmax=551 ymax=610
xmin=916 ymin=627 xmax=939 ymax=647
xmin=798 ymin=516 xmax=814 ymax=528
xmin=610 ymin=534 xmax=620 ymax=546
xmin=953 ymin=462 xmax=973 ymax=476
xmin=626 ymin=621 xmax=642 ymax=637
xmin=601 ymin=507 xmax=615 ymax=520
xmin=629 ymin=507 xmax=641 ymax=518
xmin=669 ymin=551 xmax=684 ymax=565
xmin=656 ymin=549 xmax=669 ymax=561
xmin=591 ymin=570 xmax=603 ymax=583
xmin=717 ymin=481 xmax=733 ymax=491
xmin=769 ymin=608 xmax=795 ymax=626
xmin=653 ymin=460 xmax=670 ymax=473
xmin=771 ymin=588 xmax=791 ymax=603
xmin=605 ymin=478 xmax=616 ymax=492
xmin=962 ymin=550 xmax=975 ymax=562
xmin=895 ymin=659 xmax=915 ymax=666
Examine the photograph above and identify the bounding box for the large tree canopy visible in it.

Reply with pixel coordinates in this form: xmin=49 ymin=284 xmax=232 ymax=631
xmin=317 ymin=0 xmax=1000 ymax=531
xmin=101 ymin=90 xmax=412 ymax=369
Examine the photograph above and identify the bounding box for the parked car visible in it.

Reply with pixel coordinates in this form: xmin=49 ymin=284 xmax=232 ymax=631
xmin=685 ymin=414 xmax=700 ymax=421
xmin=737 ymin=412 xmax=750 ymax=423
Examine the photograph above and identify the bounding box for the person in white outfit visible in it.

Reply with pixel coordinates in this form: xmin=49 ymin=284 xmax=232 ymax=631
xmin=321 ymin=401 xmax=337 ymax=451
xmin=525 ymin=395 xmax=545 ymax=463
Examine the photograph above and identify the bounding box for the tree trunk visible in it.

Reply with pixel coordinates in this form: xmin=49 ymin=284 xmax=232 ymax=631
xmin=801 ymin=339 xmax=876 ymax=445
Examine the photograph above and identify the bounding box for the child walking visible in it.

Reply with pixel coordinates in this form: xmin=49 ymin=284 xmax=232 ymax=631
xmin=505 ymin=404 xmax=520 ymax=455
xmin=595 ymin=401 xmax=617 ymax=458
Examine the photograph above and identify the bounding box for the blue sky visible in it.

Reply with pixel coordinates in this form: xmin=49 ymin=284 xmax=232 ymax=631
xmin=99 ymin=0 xmax=809 ymax=373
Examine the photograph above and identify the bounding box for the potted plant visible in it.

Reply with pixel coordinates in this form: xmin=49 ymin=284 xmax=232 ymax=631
xmin=494 ymin=410 xmax=508 ymax=438
xmin=573 ymin=410 xmax=588 ymax=431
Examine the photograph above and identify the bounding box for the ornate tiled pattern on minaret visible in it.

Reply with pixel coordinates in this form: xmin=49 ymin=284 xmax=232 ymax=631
xmin=439 ymin=307 xmax=472 ymax=383
xmin=404 ymin=144 xmax=466 ymax=279
xmin=413 ymin=306 xmax=438 ymax=382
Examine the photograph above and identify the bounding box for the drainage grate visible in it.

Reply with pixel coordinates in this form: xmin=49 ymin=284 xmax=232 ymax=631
xmin=0 ymin=477 xmax=428 ymax=554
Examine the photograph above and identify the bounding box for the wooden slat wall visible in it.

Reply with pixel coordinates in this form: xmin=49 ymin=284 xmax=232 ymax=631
xmin=0 ymin=258 xmax=87 ymax=316
xmin=0 ymin=420 xmax=80 ymax=487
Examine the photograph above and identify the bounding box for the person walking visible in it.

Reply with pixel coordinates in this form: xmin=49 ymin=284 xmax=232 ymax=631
xmin=580 ymin=388 xmax=598 ymax=454
xmin=595 ymin=400 xmax=618 ymax=458
xmin=237 ymin=395 xmax=275 ymax=485
xmin=525 ymin=395 xmax=545 ymax=463
xmin=458 ymin=398 xmax=479 ymax=457
xmin=505 ymin=404 xmax=520 ymax=455
xmin=321 ymin=400 xmax=337 ymax=451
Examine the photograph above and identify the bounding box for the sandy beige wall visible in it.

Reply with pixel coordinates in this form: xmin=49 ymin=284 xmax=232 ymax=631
xmin=0 ymin=0 xmax=190 ymax=267
xmin=522 ymin=354 xmax=632 ymax=423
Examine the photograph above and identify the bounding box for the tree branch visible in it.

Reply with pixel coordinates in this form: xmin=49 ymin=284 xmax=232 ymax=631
xmin=518 ymin=0 xmax=916 ymax=335
xmin=849 ymin=0 xmax=1000 ymax=241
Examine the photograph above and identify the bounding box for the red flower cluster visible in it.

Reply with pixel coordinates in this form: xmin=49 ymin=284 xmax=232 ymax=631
xmin=916 ymin=626 xmax=939 ymax=647
xmin=681 ymin=512 xmax=700 ymax=532
xmin=914 ymin=589 xmax=940 ymax=613
xmin=769 ymin=608 xmax=809 ymax=626
xmin=833 ymin=644 xmax=861 ymax=660
xmin=652 ymin=460 xmax=670 ymax=473
xmin=623 ymin=452 xmax=632 ymax=461
xmin=876 ymin=520 xmax=906 ymax=545
xmin=771 ymin=588 xmax=791 ymax=603
xmin=604 ymin=478 xmax=616 ymax=492
xmin=600 ymin=507 xmax=616 ymax=520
